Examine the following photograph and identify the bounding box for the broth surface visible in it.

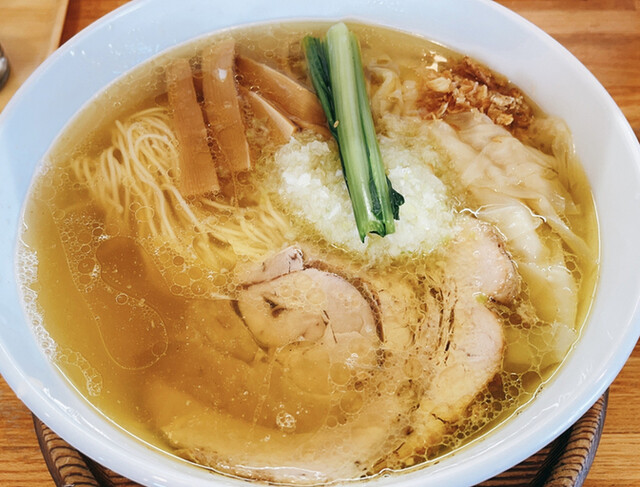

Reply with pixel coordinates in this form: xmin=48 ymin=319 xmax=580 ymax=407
xmin=19 ymin=22 xmax=598 ymax=484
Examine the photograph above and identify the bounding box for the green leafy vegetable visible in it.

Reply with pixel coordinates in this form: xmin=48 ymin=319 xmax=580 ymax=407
xmin=303 ymin=23 xmax=404 ymax=242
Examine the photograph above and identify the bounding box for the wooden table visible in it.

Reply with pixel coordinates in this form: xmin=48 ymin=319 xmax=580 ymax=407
xmin=1 ymin=1 xmax=639 ymax=485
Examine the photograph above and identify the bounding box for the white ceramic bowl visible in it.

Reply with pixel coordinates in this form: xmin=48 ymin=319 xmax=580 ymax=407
xmin=1 ymin=0 xmax=640 ymax=485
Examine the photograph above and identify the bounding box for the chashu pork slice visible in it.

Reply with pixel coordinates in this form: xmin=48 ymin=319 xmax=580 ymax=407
xmin=237 ymin=267 xmax=377 ymax=348
xmin=422 ymin=299 xmax=504 ymax=422
xmin=444 ymin=217 xmax=520 ymax=304
xmin=388 ymin=292 xmax=505 ymax=466
xmin=389 ymin=217 xmax=512 ymax=464
xmin=146 ymin=378 xmax=403 ymax=485
xmin=146 ymin=246 xmax=410 ymax=484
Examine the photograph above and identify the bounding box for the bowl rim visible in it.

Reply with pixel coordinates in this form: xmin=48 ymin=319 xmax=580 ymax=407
xmin=1 ymin=0 xmax=640 ymax=486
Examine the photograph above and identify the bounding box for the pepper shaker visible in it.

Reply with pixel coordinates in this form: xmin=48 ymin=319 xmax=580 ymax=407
xmin=0 ymin=43 xmax=10 ymax=90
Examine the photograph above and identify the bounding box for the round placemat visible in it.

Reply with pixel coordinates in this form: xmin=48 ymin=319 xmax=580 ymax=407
xmin=33 ymin=391 xmax=608 ymax=487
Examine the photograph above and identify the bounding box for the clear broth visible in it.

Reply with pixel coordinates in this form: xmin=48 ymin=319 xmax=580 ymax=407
xmin=19 ymin=21 xmax=599 ymax=484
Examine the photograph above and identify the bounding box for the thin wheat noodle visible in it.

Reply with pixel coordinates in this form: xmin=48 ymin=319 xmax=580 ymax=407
xmin=71 ymin=106 xmax=290 ymax=273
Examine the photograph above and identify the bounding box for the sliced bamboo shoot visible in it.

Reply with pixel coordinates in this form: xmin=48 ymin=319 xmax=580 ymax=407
xmin=294 ymin=118 xmax=332 ymax=139
xmin=166 ymin=58 xmax=220 ymax=196
xmin=236 ymin=55 xmax=327 ymax=129
xmin=202 ymin=40 xmax=251 ymax=172
xmin=239 ymin=85 xmax=297 ymax=145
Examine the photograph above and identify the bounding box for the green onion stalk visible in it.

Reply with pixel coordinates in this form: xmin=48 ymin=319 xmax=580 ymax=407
xmin=303 ymin=23 xmax=404 ymax=242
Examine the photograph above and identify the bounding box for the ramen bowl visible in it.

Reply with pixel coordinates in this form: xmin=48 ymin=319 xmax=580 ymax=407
xmin=1 ymin=0 xmax=639 ymax=486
